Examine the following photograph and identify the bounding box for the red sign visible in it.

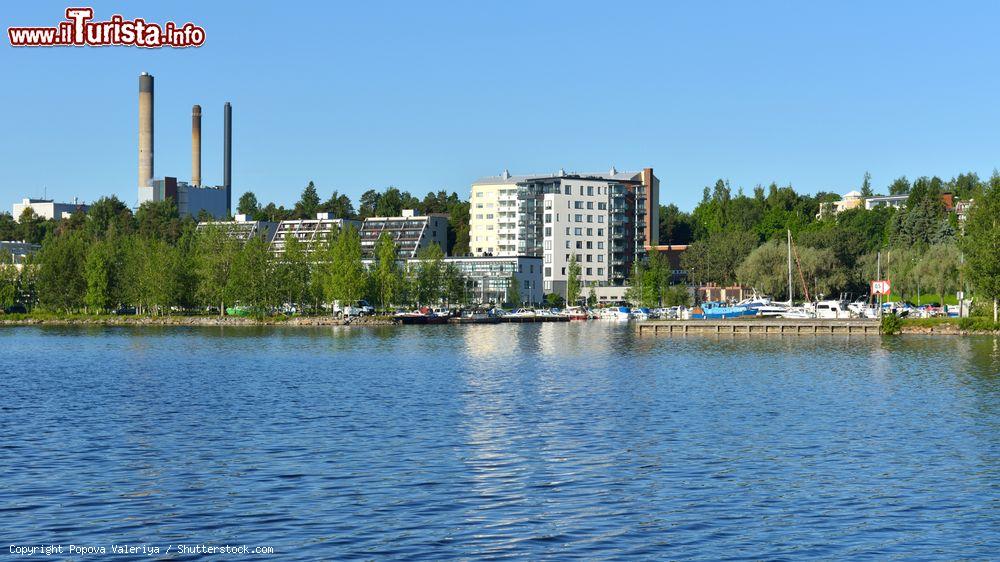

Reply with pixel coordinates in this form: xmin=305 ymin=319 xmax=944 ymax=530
xmin=871 ymin=280 xmax=891 ymax=295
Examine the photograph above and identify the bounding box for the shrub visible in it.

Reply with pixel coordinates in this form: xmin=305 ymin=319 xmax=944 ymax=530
xmin=958 ymin=317 xmax=1000 ymax=332
xmin=880 ymin=313 xmax=903 ymax=335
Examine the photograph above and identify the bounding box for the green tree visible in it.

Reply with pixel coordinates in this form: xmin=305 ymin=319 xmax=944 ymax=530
xmin=443 ymin=263 xmax=466 ymax=306
xmin=17 ymin=208 xmax=48 ymax=244
xmin=916 ymin=243 xmax=960 ymax=304
xmin=324 ymin=225 xmax=365 ymax=306
xmin=194 ymin=225 xmax=240 ymax=316
xmin=959 ymin=172 xmax=1000 ymax=321
xmin=681 ymin=230 xmax=758 ymax=286
xmin=319 ymin=190 xmax=356 ymax=219
xmin=566 ymin=255 xmax=581 ymax=304
xmin=36 ymin=231 xmax=88 ymax=312
xmin=507 ymin=274 xmax=521 ymax=307
xmin=587 ymin=286 xmax=597 ymax=308
xmin=237 ymin=191 xmax=261 ymax=217
xmin=371 ymin=232 xmax=401 ymax=310
xmin=275 ymin=234 xmax=311 ymax=312
xmin=860 ymin=171 xmax=874 ymax=198
xmin=888 ymin=176 xmax=911 ymax=196
xmin=412 ymin=243 xmax=445 ymax=305
xmin=0 ymin=250 xmax=18 ymax=311
xmin=84 ymin=237 xmax=118 ymax=312
xmin=135 ymin=199 xmax=182 ymax=243
xmin=86 ymin=196 xmax=133 ymax=239
xmin=227 ymin=236 xmax=275 ymax=316
xmin=296 ymin=181 xmax=321 ymax=218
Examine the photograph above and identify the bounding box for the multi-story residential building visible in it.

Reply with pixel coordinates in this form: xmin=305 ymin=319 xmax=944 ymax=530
xmin=470 ymin=170 xmax=523 ymax=256
xmin=359 ymin=209 xmax=449 ymax=258
xmin=197 ymin=214 xmax=278 ymax=245
xmin=0 ymin=240 xmax=41 ymax=269
xmin=12 ymin=198 xmax=89 ymax=221
xmin=864 ymin=194 xmax=909 ymax=210
xmin=270 ymin=213 xmax=361 ymax=255
xmin=470 ymin=167 xmax=659 ymax=299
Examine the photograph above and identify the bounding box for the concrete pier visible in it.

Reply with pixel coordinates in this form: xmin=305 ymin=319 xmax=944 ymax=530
xmin=637 ymin=319 xmax=880 ymax=335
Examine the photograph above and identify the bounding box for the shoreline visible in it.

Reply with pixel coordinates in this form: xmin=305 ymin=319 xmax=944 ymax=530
xmin=0 ymin=315 xmax=400 ymax=327
xmin=0 ymin=315 xmax=997 ymax=335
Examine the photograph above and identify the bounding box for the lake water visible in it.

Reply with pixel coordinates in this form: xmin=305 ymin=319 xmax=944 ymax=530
xmin=1 ymin=324 xmax=998 ymax=560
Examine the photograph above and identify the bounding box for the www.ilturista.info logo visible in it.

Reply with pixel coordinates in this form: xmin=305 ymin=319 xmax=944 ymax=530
xmin=8 ymin=7 xmax=205 ymax=48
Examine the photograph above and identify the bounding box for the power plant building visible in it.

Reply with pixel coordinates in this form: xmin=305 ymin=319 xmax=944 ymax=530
xmin=136 ymin=73 xmax=232 ymax=219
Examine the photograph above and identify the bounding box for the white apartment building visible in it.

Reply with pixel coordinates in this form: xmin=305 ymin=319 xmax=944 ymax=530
xmin=470 ymin=168 xmax=658 ymax=300
xmin=359 ymin=209 xmax=449 ymax=258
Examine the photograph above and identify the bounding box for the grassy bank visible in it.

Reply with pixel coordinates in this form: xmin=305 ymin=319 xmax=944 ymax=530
xmin=899 ymin=317 xmax=1000 ymax=334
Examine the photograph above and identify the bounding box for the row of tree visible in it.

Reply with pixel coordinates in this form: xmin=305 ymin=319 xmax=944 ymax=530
xmin=0 ymin=216 xmax=485 ymax=315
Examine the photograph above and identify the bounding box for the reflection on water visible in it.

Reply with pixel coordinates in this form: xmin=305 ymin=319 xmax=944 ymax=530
xmin=0 ymin=326 xmax=998 ymax=560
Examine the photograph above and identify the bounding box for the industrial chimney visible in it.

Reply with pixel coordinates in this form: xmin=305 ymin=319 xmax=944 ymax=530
xmin=191 ymin=105 xmax=202 ymax=187
xmin=138 ymin=73 xmax=154 ymax=188
xmin=223 ymin=101 xmax=232 ymax=215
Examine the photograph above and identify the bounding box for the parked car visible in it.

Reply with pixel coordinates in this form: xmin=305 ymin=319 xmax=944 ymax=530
xmin=333 ymin=300 xmax=375 ymax=317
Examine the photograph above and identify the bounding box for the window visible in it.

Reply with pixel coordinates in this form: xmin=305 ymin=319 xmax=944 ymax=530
xmin=575 ymin=201 xmax=584 ymax=209
xmin=598 ymin=202 xmax=607 ymax=210
xmin=586 ymin=254 xmax=593 ymax=262
xmin=576 ymin=254 xmax=583 ymax=262
xmin=587 ymin=186 xmax=594 ymax=196
xmin=476 ymin=192 xmax=483 ymax=197
xmin=587 ymin=228 xmax=593 ymax=236
xmin=587 ymin=201 xmax=593 ymax=210
xmin=544 ymin=240 xmax=552 ymax=250
xmin=529 ymin=265 xmax=534 ymax=273
xmin=576 ymin=241 xmax=583 ymax=249
xmin=598 ymin=241 xmax=604 ymax=249
xmin=476 ymin=214 xmax=483 ymax=219
xmin=587 ymin=215 xmax=593 ymax=223
xmin=597 ymin=228 xmax=604 ymax=236
xmin=574 ymin=228 xmax=582 ymax=235
xmin=586 ymin=241 xmax=593 ymax=249
xmin=544 ymin=227 xmax=552 ymax=236
xmin=519 ymin=264 xmax=523 ymax=273
xmin=575 ymin=214 xmax=583 ymax=222
xmin=544 ymin=213 xmax=552 ymax=223
xmin=586 ymin=267 xmax=592 ymax=275
xmin=565 ymin=240 xmax=570 ymax=249
xmin=486 ymin=214 xmax=493 ymax=219
xmin=476 ymin=203 xmax=483 ymax=208
xmin=486 ymin=225 xmax=493 ymax=230
xmin=598 ymin=215 xmax=604 ymax=223
xmin=597 ymin=268 xmax=604 ymax=276
xmin=597 ymin=254 xmax=604 ymax=262
xmin=524 ymin=279 xmax=530 ymax=289
xmin=564 ymin=185 xmax=571 ymax=195
xmin=565 ymin=227 xmax=571 ymax=235
xmin=544 ymin=253 xmax=552 ymax=263
xmin=545 ymin=267 xmax=552 ymax=277
xmin=565 ymin=254 xmax=570 ymax=261
xmin=561 ymin=267 xmax=566 ymax=275
xmin=580 ymin=186 xmax=584 ymax=196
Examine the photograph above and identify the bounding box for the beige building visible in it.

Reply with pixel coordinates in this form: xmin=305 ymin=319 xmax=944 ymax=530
xmin=470 ymin=170 xmax=521 ymax=256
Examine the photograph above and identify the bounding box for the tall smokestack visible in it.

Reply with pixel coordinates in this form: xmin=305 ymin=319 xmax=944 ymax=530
xmin=223 ymin=101 xmax=232 ymax=215
xmin=191 ymin=105 xmax=202 ymax=187
xmin=138 ymin=73 xmax=154 ymax=188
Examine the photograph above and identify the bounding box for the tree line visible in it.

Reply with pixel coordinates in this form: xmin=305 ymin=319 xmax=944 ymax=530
xmin=651 ymin=171 xmax=997 ymax=309
xmin=0 ymin=196 xmax=481 ymax=316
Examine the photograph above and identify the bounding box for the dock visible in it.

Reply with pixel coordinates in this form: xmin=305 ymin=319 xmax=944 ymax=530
xmin=637 ymin=319 xmax=880 ymax=335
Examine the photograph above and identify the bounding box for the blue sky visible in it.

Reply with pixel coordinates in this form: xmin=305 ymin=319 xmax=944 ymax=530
xmin=2 ymin=1 xmax=999 ymax=211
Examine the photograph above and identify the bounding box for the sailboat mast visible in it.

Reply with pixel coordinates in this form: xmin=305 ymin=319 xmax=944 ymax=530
xmin=787 ymin=229 xmax=794 ymax=305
